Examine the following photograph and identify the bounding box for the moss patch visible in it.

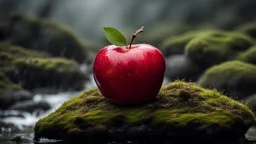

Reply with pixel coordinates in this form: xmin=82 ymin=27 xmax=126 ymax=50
xmin=6 ymin=57 xmax=87 ymax=91
xmin=185 ymin=31 xmax=255 ymax=68
xmin=1 ymin=14 xmax=88 ymax=63
xmin=161 ymin=30 xmax=226 ymax=56
xmin=0 ymin=42 xmax=87 ymax=91
xmin=34 ymin=80 xmax=255 ymax=143
xmin=239 ymin=46 xmax=256 ymax=65
xmin=0 ymin=42 xmax=48 ymax=69
xmin=235 ymin=22 xmax=256 ymax=38
xmin=198 ymin=61 xmax=256 ymax=99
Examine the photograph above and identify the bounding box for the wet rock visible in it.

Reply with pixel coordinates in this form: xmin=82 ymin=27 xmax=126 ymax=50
xmin=161 ymin=30 xmax=225 ymax=56
xmin=185 ymin=31 xmax=255 ymax=68
xmin=0 ymin=121 xmax=19 ymax=132
xmin=239 ymin=46 xmax=256 ymax=65
xmin=165 ymin=55 xmax=202 ymax=81
xmin=0 ymin=42 xmax=49 ymax=75
xmin=0 ymin=14 xmax=88 ymax=63
xmin=9 ymin=100 xmax=51 ymax=113
xmin=0 ymin=110 xmax=24 ymax=118
xmin=198 ymin=61 xmax=256 ymax=99
xmin=34 ymin=80 xmax=255 ymax=143
xmin=0 ymin=42 xmax=88 ymax=92
xmin=5 ymin=57 xmax=88 ymax=92
xmin=9 ymin=90 xmax=33 ymax=102
xmin=0 ymin=89 xmax=33 ymax=110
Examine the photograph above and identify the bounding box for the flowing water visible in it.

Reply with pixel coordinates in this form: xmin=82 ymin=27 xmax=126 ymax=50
xmin=0 ymin=91 xmax=81 ymax=144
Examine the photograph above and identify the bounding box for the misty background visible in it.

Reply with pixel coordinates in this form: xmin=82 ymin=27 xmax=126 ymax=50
xmin=0 ymin=0 xmax=255 ymax=46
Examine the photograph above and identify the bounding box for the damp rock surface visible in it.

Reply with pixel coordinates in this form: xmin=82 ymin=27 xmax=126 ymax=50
xmin=34 ymin=80 xmax=255 ymax=143
xmin=198 ymin=61 xmax=256 ymax=99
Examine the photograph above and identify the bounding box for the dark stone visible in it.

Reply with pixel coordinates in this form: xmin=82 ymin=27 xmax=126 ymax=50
xmin=165 ymin=55 xmax=202 ymax=81
xmin=0 ymin=89 xmax=33 ymax=110
xmin=9 ymin=100 xmax=51 ymax=113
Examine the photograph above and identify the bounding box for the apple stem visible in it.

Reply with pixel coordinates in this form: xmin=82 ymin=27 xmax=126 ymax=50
xmin=128 ymin=26 xmax=144 ymax=49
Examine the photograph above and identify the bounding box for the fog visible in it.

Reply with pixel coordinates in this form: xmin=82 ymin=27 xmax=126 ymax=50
xmin=1 ymin=0 xmax=255 ymax=44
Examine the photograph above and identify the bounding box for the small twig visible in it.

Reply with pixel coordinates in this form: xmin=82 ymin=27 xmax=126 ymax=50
xmin=129 ymin=26 xmax=144 ymax=49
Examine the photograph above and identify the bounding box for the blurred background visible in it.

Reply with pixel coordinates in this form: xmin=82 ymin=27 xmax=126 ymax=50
xmin=1 ymin=0 xmax=256 ymax=44
xmin=1 ymin=0 xmax=256 ymax=143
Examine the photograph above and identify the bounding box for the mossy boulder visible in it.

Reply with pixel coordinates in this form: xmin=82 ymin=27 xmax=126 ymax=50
xmin=5 ymin=57 xmax=87 ymax=91
xmin=0 ymin=42 xmax=87 ymax=92
xmin=239 ymin=46 xmax=256 ymax=65
xmin=0 ymin=42 xmax=48 ymax=68
xmin=198 ymin=61 xmax=256 ymax=99
xmin=236 ymin=22 xmax=256 ymax=39
xmin=0 ymin=14 xmax=88 ymax=63
xmin=161 ymin=30 xmax=225 ymax=56
xmin=0 ymin=42 xmax=48 ymax=58
xmin=185 ymin=32 xmax=255 ymax=68
xmin=34 ymin=81 xmax=255 ymax=143
xmin=161 ymin=31 xmax=197 ymax=56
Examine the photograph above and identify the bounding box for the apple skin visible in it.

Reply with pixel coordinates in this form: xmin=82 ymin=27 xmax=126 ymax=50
xmin=93 ymin=44 xmax=166 ymax=105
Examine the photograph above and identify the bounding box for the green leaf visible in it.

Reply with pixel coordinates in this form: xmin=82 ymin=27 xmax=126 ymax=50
xmin=103 ymin=27 xmax=127 ymax=46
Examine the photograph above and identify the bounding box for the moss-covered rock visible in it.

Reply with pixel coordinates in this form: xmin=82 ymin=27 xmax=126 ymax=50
xmin=0 ymin=42 xmax=48 ymax=58
xmin=161 ymin=30 xmax=225 ymax=56
xmin=185 ymin=32 xmax=255 ymax=68
xmin=236 ymin=22 xmax=256 ymax=39
xmin=5 ymin=57 xmax=87 ymax=91
xmin=0 ymin=42 xmax=87 ymax=92
xmin=0 ymin=71 xmax=25 ymax=109
xmin=34 ymin=80 xmax=255 ymax=143
xmin=0 ymin=14 xmax=88 ymax=63
xmin=0 ymin=42 xmax=48 ymax=68
xmin=161 ymin=31 xmax=197 ymax=56
xmin=239 ymin=46 xmax=256 ymax=65
xmin=198 ymin=61 xmax=256 ymax=99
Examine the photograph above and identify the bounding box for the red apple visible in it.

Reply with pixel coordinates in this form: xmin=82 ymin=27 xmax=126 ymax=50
xmin=93 ymin=27 xmax=166 ymax=105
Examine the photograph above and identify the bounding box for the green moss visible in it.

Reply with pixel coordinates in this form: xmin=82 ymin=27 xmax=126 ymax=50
xmin=238 ymin=46 xmax=256 ymax=65
xmin=0 ymin=42 xmax=49 ymax=71
xmin=235 ymin=22 xmax=256 ymax=38
xmin=5 ymin=57 xmax=87 ymax=91
xmin=34 ymin=80 xmax=255 ymax=142
xmin=0 ymin=41 xmax=87 ymax=91
xmin=185 ymin=32 xmax=255 ymax=67
xmin=198 ymin=61 xmax=256 ymax=99
xmin=3 ymin=14 xmax=88 ymax=63
xmin=161 ymin=30 xmax=226 ymax=56
xmin=0 ymin=42 xmax=48 ymax=58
